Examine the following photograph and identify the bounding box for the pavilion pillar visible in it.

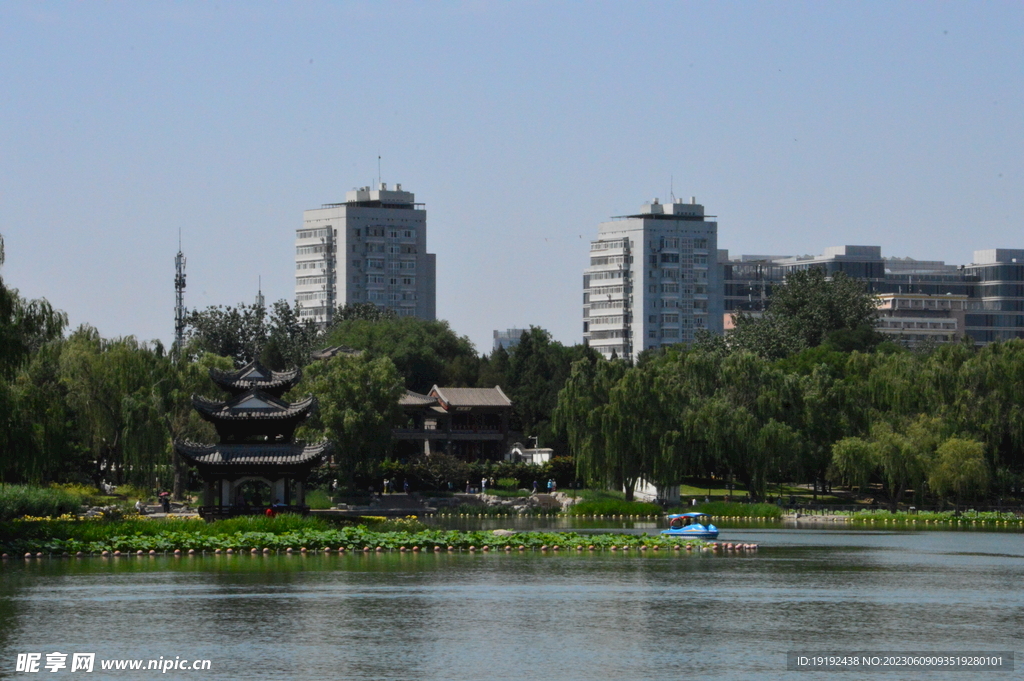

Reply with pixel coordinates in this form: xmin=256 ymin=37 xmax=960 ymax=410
xmin=297 ymin=480 xmax=305 ymax=508
xmin=221 ymin=480 xmax=232 ymax=509
xmin=272 ymin=479 xmax=286 ymax=505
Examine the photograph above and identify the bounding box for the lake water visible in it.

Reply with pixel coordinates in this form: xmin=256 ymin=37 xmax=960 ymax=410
xmin=1 ymin=522 xmax=1021 ymax=680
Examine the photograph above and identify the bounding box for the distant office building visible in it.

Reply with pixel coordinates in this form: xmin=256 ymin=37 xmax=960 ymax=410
xmin=295 ymin=183 xmax=437 ymax=324
xmin=583 ymin=197 xmax=723 ymax=361
xmin=875 ymin=293 xmax=968 ymax=345
xmin=493 ymin=328 xmax=527 ymax=352
xmin=964 ymin=249 xmax=1024 ymax=343
xmin=720 ymin=245 xmax=1024 ymax=345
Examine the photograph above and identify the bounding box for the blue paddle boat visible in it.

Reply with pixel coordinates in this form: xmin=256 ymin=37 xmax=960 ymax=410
xmin=661 ymin=512 xmax=719 ymax=539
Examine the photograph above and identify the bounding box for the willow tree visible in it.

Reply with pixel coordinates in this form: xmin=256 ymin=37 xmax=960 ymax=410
xmin=955 ymin=340 xmax=1024 ymax=472
xmin=59 ymin=327 xmax=175 ymax=490
xmin=870 ymin=415 xmax=945 ymax=512
xmin=928 ymin=438 xmax=989 ymax=514
xmin=0 ymin=234 xmax=71 ymax=483
xmin=600 ymin=364 xmax=672 ymax=500
xmin=294 ymin=353 xmax=404 ymax=492
xmin=553 ymin=357 xmax=627 ymax=489
xmin=164 ymin=352 xmax=234 ymax=498
xmin=800 ymin=365 xmax=865 ymax=498
xmin=830 ymin=437 xmax=877 ymax=493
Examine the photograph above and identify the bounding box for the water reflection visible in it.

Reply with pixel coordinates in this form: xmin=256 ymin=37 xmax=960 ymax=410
xmin=1 ymin=528 xmax=1021 ymax=680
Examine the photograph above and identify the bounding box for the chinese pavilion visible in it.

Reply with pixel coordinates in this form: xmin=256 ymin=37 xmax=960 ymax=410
xmin=175 ymin=361 xmax=331 ymax=520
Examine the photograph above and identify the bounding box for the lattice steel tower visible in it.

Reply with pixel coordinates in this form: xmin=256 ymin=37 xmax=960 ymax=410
xmin=174 ymin=236 xmax=187 ymax=361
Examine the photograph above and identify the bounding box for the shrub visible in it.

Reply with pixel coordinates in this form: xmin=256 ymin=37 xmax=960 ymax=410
xmin=496 ymin=477 xmax=519 ymax=490
xmin=305 ymin=489 xmax=333 ymax=510
xmin=0 ymin=485 xmax=84 ymax=521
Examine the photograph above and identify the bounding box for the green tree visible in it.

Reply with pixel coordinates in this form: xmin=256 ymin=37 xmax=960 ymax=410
xmin=59 ymin=327 xmax=175 ymax=490
xmin=830 ymin=437 xmax=877 ymax=493
xmin=0 ymin=234 xmax=67 ymax=378
xmin=870 ymin=415 xmax=944 ymax=512
xmin=165 ymin=352 xmax=234 ymax=498
xmin=553 ymin=356 xmax=627 ymax=488
xmin=294 ymin=353 xmax=405 ymax=492
xmin=330 ymin=302 xmax=398 ymax=323
xmin=322 ymin=316 xmax=477 ymax=392
xmin=729 ymin=268 xmax=882 ymax=359
xmin=601 ymin=364 xmax=670 ymax=500
xmin=928 ymin=438 xmax=989 ymax=514
xmin=505 ymin=327 xmax=598 ymax=449
xmin=184 ymin=300 xmax=320 ymax=369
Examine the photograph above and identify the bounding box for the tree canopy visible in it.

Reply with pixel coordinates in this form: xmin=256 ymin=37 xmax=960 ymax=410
xmin=730 ymin=268 xmax=882 ymax=359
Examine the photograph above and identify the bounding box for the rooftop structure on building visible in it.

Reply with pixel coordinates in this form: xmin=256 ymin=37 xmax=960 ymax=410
xmin=295 ymin=182 xmax=437 ymax=325
xmin=582 ymin=196 xmax=722 ymax=361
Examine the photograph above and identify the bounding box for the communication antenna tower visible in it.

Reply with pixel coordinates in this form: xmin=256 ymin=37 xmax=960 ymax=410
xmin=256 ymin=276 xmax=265 ymax=309
xmin=173 ymin=231 xmax=187 ymax=361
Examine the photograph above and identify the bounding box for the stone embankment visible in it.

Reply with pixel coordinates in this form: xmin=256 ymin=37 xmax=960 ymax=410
xmin=784 ymin=512 xmax=850 ymax=524
xmin=428 ymin=492 xmax=579 ymax=513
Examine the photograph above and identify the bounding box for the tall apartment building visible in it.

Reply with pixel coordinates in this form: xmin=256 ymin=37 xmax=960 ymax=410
xmin=583 ymin=197 xmax=723 ymax=361
xmin=721 ymin=245 xmax=1024 ymax=345
xmin=295 ymin=183 xmax=437 ymax=324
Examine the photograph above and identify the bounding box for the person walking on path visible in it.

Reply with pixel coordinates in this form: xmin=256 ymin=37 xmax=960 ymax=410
xmin=532 ymin=480 xmax=538 ymax=494
xmin=404 ymin=479 xmax=410 ymax=495
xmin=481 ymin=477 xmax=488 ymax=494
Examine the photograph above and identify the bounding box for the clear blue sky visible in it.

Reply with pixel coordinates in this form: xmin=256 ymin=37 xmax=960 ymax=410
xmin=2 ymin=1 xmax=1021 ymax=354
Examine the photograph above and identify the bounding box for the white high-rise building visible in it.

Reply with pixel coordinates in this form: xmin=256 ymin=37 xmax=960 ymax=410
xmin=295 ymin=183 xmax=437 ymax=323
xmin=583 ymin=197 xmax=723 ymax=361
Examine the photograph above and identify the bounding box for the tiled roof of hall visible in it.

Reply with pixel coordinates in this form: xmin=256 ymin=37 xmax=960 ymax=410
xmin=209 ymin=361 xmax=300 ymax=396
xmin=399 ymin=390 xmax=438 ymax=407
xmin=174 ymin=440 xmax=330 ymax=466
xmin=429 ymin=386 xmax=512 ymax=408
xmin=192 ymin=389 xmax=317 ymax=420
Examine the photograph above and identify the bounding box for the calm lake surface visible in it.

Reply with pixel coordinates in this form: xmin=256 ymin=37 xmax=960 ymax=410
xmin=1 ymin=522 xmax=1021 ymax=680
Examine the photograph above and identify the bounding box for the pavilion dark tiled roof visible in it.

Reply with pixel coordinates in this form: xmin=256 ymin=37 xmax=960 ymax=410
xmin=174 ymin=441 xmax=331 ymax=466
xmin=192 ymin=390 xmax=317 ymax=421
xmin=209 ymin=361 xmax=301 ymax=397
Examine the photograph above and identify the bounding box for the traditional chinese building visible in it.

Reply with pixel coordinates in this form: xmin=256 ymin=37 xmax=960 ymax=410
xmin=394 ymin=385 xmax=513 ymax=461
xmin=175 ymin=361 xmax=330 ymax=520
